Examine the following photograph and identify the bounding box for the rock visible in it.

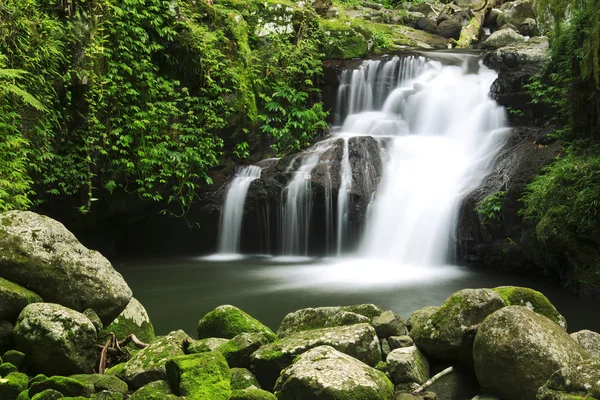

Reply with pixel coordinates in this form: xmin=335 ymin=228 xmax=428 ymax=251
xmin=166 ymin=352 xmax=231 ymax=400
xmin=571 ymin=330 xmax=600 ymax=358
xmin=0 ymin=212 xmax=132 ymax=324
xmin=416 ymin=16 xmax=438 ymax=34
xmin=90 ymin=391 xmax=124 ymax=400
xmin=230 ymin=388 xmax=277 ymax=400
xmin=273 ymin=345 xmax=394 ymax=400
xmin=30 ymin=389 xmax=63 ymax=400
xmin=68 ymin=374 xmax=128 ymax=394
xmin=101 ymin=298 xmax=155 ymax=344
xmin=373 ymin=310 xmax=407 ymax=338
xmin=28 ymin=376 xmax=94 ymax=398
xmin=83 ymin=309 xmax=103 ymax=332
xmin=0 ymin=363 xmax=18 ymax=376
xmin=484 ymin=8 xmax=502 ymax=28
xmin=472 ymin=396 xmax=500 ymax=400
xmin=129 ymin=380 xmax=177 ymax=400
xmin=2 ymin=351 xmax=25 ymax=369
xmin=216 ymin=332 xmax=273 ymax=369
xmin=428 ymin=367 xmax=480 ymax=400
xmin=277 ymin=306 xmax=372 ymax=337
xmin=536 ymin=357 xmax=600 ymax=400
xmin=406 ymin=306 xmax=438 ymax=333
xmin=395 ymin=394 xmax=421 ymax=400
xmin=436 ymin=19 xmax=464 ymax=39
xmin=492 ymin=286 xmax=567 ymax=329
xmin=498 ymin=0 xmax=535 ymax=33
xmin=197 ymin=305 xmax=276 ymax=341
xmin=410 ymin=289 xmax=504 ymax=363
xmin=231 ymin=368 xmax=260 ymax=390
xmin=0 ymin=278 xmax=42 ymax=321
xmin=0 ymin=321 xmax=13 ymax=353
xmin=386 ymin=346 xmax=429 ymax=385
xmin=342 ymin=304 xmax=384 ymax=319
xmin=188 ymin=338 xmax=229 ymax=354
xmin=473 ymin=306 xmax=588 ymax=400
xmin=14 ymin=303 xmax=97 ymax=375
xmin=388 ymin=336 xmax=414 ymax=349
xmin=251 ymin=323 xmax=381 ymax=390
xmin=381 ymin=339 xmax=392 ymax=360
xmin=0 ymin=372 xmax=27 ymax=399
xmin=519 ymin=18 xmax=538 ymax=36
xmin=483 ymin=28 xmax=525 ymax=48
xmin=484 ymin=36 xmax=550 ymax=71
xmin=120 ymin=330 xmax=191 ymax=389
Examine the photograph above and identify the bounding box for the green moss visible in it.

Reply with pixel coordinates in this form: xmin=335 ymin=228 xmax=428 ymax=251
xmin=341 ymin=304 xmax=382 ymax=319
xmin=231 ymin=368 xmax=260 ymax=390
xmin=29 ymin=376 xmax=93 ymax=398
xmin=320 ymin=19 xmax=370 ymax=59
xmin=68 ymin=374 xmax=128 ymax=394
xmin=0 ymin=277 xmax=43 ymax=321
xmin=129 ymin=380 xmax=176 ymax=400
xmin=3 ymin=351 xmax=25 ymax=369
xmin=0 ymin=362 xmax=18 ymax=377
xmin=197 ymin=305 xmax=276 ymax=341
xmin=492 ymin=286 xmax=565 ymax=327
xmin=101 ymin=298 xmax=155 ymax=345
xmin=166 ymin=352 xmax=231 ymax=400
xmin=104 ymin=363 xmax=125 ymax=378
xmin=375 ymin=361 xmax=387 ymax=373
xmin=230 ymin=388 xmax=277 ymax=400
xmin=0 ymin=372 xmax=28 ymax=399
xmin=30 ymin=389 xmax=63 ymax=400
xmin=216 ymin=332 xmax=273 ymax=368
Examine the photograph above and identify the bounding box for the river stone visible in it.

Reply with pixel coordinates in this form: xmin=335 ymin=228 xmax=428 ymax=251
xmin=29 ymin=376 xmax=94 ymax=398
xmin=83 ymin=309 xmax=103 ymax=332
xmin=388 ymin=335 xmax=414 ymax=349
xmin=231 ymin=368 xmax=260 ymax=390
xmin=197 ymin=305 xmax=276 ymax=341
xmin=536 ymin=357 xmax=600 ymax=400
xmin=406 ymin=306 xmax=438 ymax=333
xmin=484 ymin=36 xmax=550 ymax=70
xmin=373 ymin=310 xmax=407 ymax=338
xmin=277 ymin=306 xmax=372 ymax=337
xmin=68 ymin=374 xmax=128 ymax=394
xmin=2 ymin=351 xmax=25 ymax=369
xmin=0 ymin=278 xmax=42 ymax=322
xmin=273 ymin=345 xmax=394 ymax=400
xmin=428 ymin=367 xmax=480 ymax=400
xmin=129 ymin=380 xmax=177 ymax=400
xmin=30 ymin=388 xmax=64 ymax=400
xmin=0 ymin=372 xmax=27 ymax=399
xmin=120 ymin=330 xmax=192 ymax=389
xmin=250 ymin=322 xmax=381 ymax=390
xmin=484 ymin=28 xmax=525 ymax=49
xmin=410 ymin=289 xmax=504 ymax=363
xmin=381 ymin=338 xmax=392 ymax=360
xmin=498 ymin=0 xmax=535 ymax=31
xmin=386 ymin=346 xmax=429 ymax=385
xmin=101 ymin=298 xmax=155 ymax=344
xmin=0 ymin=211 xmax=132 ymax=324
xmin=216 ymin=332 xmax=273 ymax=368
xmin=230 ymin=388 xmax=276 ymax=399
xmin=492 ymin=286 xmax=567 ymax=329
xmin=166 ymin=352 xmax=231 ymax=400
xmin=0 ymin=363 xmax=18 ymax=377
xmin=188 ymin=338 xmax=229 ymax=354
xmin=570 ymin=330 xmax=600 ymax=358
xmin=14 ymin=303 xmax=97 ymax=375
xmin=473 ymin=306 xmax=588 ymax=400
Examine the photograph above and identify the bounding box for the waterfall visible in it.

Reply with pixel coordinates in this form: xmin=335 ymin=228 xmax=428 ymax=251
xmin=217 ymin=165 xmax=263 ymax=255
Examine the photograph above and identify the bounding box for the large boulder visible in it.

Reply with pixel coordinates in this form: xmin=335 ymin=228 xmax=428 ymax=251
xmin=129 ymin=380 xmax=177 ymax=400
xmin=101 ymin=298 xmax=155 ymax=344
xmin=120 ymin=330 xmax=191 ymax=389
xmin=536 ymin=357 xmax=600 ymax=400
xmin=230 ymin=388 xmax=277 ymax=400
xmin=406 ymin=306 xmax=438 ymax=333
xmin=273 ymin=345 xmax=394 ymax=400
xmin=386 ymin=346 xmax=429 ymax=385
xmin=473 ymin=306 xmax=588 ymax=400
xmin=14 ymin=303 xmax=97 ymax=375
xmin=571 ymin=330 xmax=600 ymax=358
xmin=28 ymin=376 xmax=94 ymax=398
xmin=277 ymin=305 xmax=378 ymax=337
xmin=484 ymin=36 xmax=550 ymax=71
xmin=188 ymin=338 xmax=229 ymax=354
xmin=251 ymin=323 xmax=381 ymax=390
xmin=373 ymin=310 xmax=407 ymax=338
xmin=230 ymin=368 xmax=260 ymax=390
xmin=483 ymin=28 xmax=525 ymax=49
xmin=197 ymin=305 xmax=276 ymax=341
xmin=216 ymin=332 xmax=273 ymax=368
xmin=0 ymin=278 xmax=42 ymax=322
xmin=497 ymin=0 xmax=536 ymax=35
xmin=0 ymin=211 xmax=132 ymax=324
xmin=0 ymin=372 xmax=27 ymax=399
xmin=492 ymin=286 xmax=567 ymax=329
xmin=410 ymin=289 xmax=504 ymax=363
xmin=166 ymin=352 xmax=231 ymax=400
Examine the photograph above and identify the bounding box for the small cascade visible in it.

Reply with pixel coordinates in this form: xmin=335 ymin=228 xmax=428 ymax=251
xmin=336 ymin=138 xmax=352 ymax=254
xmin=217 ymin=165 xmax=263 ymax=255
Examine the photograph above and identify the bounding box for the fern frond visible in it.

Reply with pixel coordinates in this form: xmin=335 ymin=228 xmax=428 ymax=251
xmin=3 ymin=84 xmax=46 ymax=111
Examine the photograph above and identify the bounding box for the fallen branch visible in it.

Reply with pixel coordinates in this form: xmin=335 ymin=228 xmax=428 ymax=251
xmin=413 ymin=366 xmax=454 ymax=394
xmin=96 ymin=332 xmax=149 ymax=374
xmin=120 ymin=334 xmax=148 ymax=349
xmin=453 ymin=0 xmax=494 ymax=48
xmin=98 ymin=335 xmax=114 ymax=375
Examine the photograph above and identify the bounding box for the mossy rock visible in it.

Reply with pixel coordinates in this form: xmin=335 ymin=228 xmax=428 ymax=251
xmin=68 ymin=374 xmax=128 ymax=394
xmin=197 ymin=305 xmax=276 ymax=341
xmin=101 ymin=298 xmax=155 ymax=345
xmin=230 ymin=388 xmax=277 ymax=400
xmin=216 ymin=332 xmax=273 ymax=368
xmin=375 ymin=361 xmax=387 ymax=373
xmin=104 ymin=363 xmax=125 ymax=378
xmin=571 ymin=330 xmax=600 ymax=358
xmin=537 ymin=357 xmax=600 ymax=399
xmin=386 ymin=346 xmax=429 ymax=385
xmin=88 ymin=391 xmax=125 ymax=400
xmin=3 ymin=351 xmax=25 ymax=369
xmin=30 ymin=389 xmax=63 ymax=400
xmin=276 ymin=306 xmax=373 ymax=337
xmin=28 ymin=374 xmax=48 ymax=387
xmin=372 ymin=310 xmax=407 ymax=339
xmin=129 ymin=380 xmax=177 ymax=400
xmin=0 ymin=372 xmax=28 ymax=399
xmin=231 ymin=368 xmax=260 ymax=390
xmin=320 ymin=19 xmax=370 ymax=59
xmin=0 ymin=362 xmax=18 ymax=377
xmin=0 ymin=321 xmax=14 ymax=353
xmin=406 ymin=306 xmax=438 ymax=333
xmin=0 ymin=277 xmax=42 ymax=321
xmin=83 ymin=309 xmax=103 ymax=333
xmin=29 ymin=376 xmax=94 ymax=398
xmin=188 ymin=338 xmax=229 ymax=354
xmin=492 ymin=286 xmax=567 ymax=329
xmin=166 ymin=352 xmax=231 ymax=400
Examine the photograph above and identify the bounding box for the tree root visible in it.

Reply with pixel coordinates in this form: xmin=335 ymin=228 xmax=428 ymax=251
xmin=97 ymin=333 xmax=149 ymax=374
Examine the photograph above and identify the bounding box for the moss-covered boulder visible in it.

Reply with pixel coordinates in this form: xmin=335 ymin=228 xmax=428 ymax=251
xmin=3 ymin=351 xmax=25 ymax=369
xmin=231 ymin=368 xmax=260 ymax=390
xmin=129 ymin=380 xmax=177 ymax=400
xmin=406 ymin=306 xmax=438 ymax=333
xmin=0 ymin=372 xmax=28 ymax=399
xmin=29 ymin=376 xmax=94 ymax=398
xmin=0 ymin=211 xmax=132 ymax=324
xmin=120 ymin=330 xmax=191 ymax=389
xmin=30 ymin=389 xmax=63 ymax=400
xmin=197 ymin=305 xmax=276 ymax=341
xmin=372 ymin=310 xmax=407 ymax=339
xmin=473 ymin=306 xmax=588 ymax=400
xmin=536 ymin=357 xmax=600 ymax=400
xmin=188 ymin=338 xmax=229 ymax=354
xmin=386 ymin=346 xmax=429 ymax=386
xmin=230 ymin=388 xmax=276 ymax=400
xmin=320 ymin=19 xmax=370 ymax=59
xmin=273 ymin=345 xmax=394 ymax=400
xmin=166 ymin=352 xmax=231 ymax=400
xmin=571 ymin=330 xmax=600 ymax=358
xmin=492 ymin=286 xmax=567 ymax=329
xmin=216 ymin=332 xmax=273 ymax=368
xmin=0 ymin=362 xmax=18 ymax=377
xmin=277 ymin=305 xmax=374 ymax=337
xmin=68 ymin=374 xmax=128 ymax=394
xmin=14 ymin=303 xmax=97 ymax=375
xmin=410 ymin=289 xmax=504 ymax=364
xmin=388 ymin=335 xmax=414 ymax=349
xmin=101 ymin=298 xmax=155 ymax=344
xmin=250 ymin=322 xmax=381 ymax=390
xmin=0 ymin=278 xmax=42 ymax=321
xmin=483 ymin=28 xmax=525 ymax=49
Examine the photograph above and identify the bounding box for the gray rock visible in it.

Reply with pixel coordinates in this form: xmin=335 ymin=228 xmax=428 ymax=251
xmin=251 ymin=323 xmax=381 ymax=390
xmin=492 ymin=286 xmax=567 ymax=329
xmin=273 ymin=345 xmax=394 ymax=400
xmin=484 ymin=36 xmax=550 ymax=71
xmin=388 ymin=335 xmax=414 ymax=349
xmin=410 ymin=289 xmax=505 ymax=363
xmin=537 ymin=357 xmax=600 ymax=400
xmin=386 ymin=346 xmax=429 ymax=385
xmin=0 ymin=211 xmax=132 ymax=324
xmin=473 ymin=306 xmax=588 ymax=400
xmin=120 ymin=330 xmax=192 ymax=388
xmin=188 ymin=337 xmax=229 ymax=354
xmin=498 ymin=0 xmax=535 ymax=32
xmin=216 ymin=332 xmax=273 ymax=368
xmin=428 ymin=367 xmax=480 ymax=400
xmin=373 ymin=310 xmax=407 ymax=338
xmin=231 ymin=368 xmax=260 ymax=390
xmin=277 ymin=306 xmax=371 ymax=337
xmin=437 ymin=19 xmax=464 ymax=39
xmin=519 ymin=17 xmax=538 ymax=36
xmin=14 ymin=303 xmax=97 ymax=375
xmin=83 ymin=309 xmax=103 ymax=332
xmin=101 ymin=297 xmax=155 ymax=344
xmin=406 ymin=306 xmax=438 ymax=332
xmin=0 ymin=277 xmax=42 ymax=321
xmin=381 ymin=338 xmax=392 ymax=360
xmin=484 ymin=28 xmax=525 ymax=48
xmin=484 ymin=8 xmax=502 ymax=27
xmin=571 ymin=330 xmax=600 ymax=358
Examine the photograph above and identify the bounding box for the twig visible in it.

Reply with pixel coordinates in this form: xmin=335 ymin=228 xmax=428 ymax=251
xmin=413 ymin=366 xmax=454 ymax=394
xmin=98 ymin=336 xmax=113 ymax=375
xmin=120 ymin=334 xmax=148 ymax=349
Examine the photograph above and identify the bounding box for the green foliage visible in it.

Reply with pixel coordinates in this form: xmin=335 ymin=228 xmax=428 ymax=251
xmin=476 ymin=191 xmax=506 ymax=226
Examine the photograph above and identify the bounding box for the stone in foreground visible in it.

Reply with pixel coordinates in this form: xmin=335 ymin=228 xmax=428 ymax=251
xmin=570 ymin=330 xmax=600 ymax=358
xmin=101 ymin=297 xmax=155 ymax=344
xmin=0 ymin=277 xmax=42 ymax=321
xmin=473 ymin=306 xmax=587 ymax=400
xmin=386 ymin=346 xmax=429 ymax=385
xmin=197 ymin=305 xmax=276 ymax=341
xmin=492 ymin=286 xmax=567 ymax=329
xmin=14 ymin=303 xmax=97 ymax=375
xmin=277 ymin=306 xmax=372 ymax=337
xmin=536 ymin=357 xmax=600 ymax=400
xmin=273 ymin=346 xmax=393 ymax=400
xmin=166 ymin=352 xmax=231 ymax=400
xmin=373 ymin=310 xmax=407 ymax=338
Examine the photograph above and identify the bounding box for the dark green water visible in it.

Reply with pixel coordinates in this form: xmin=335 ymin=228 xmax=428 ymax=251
xmin=114 ymin=256 xmax=600 ymax=337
